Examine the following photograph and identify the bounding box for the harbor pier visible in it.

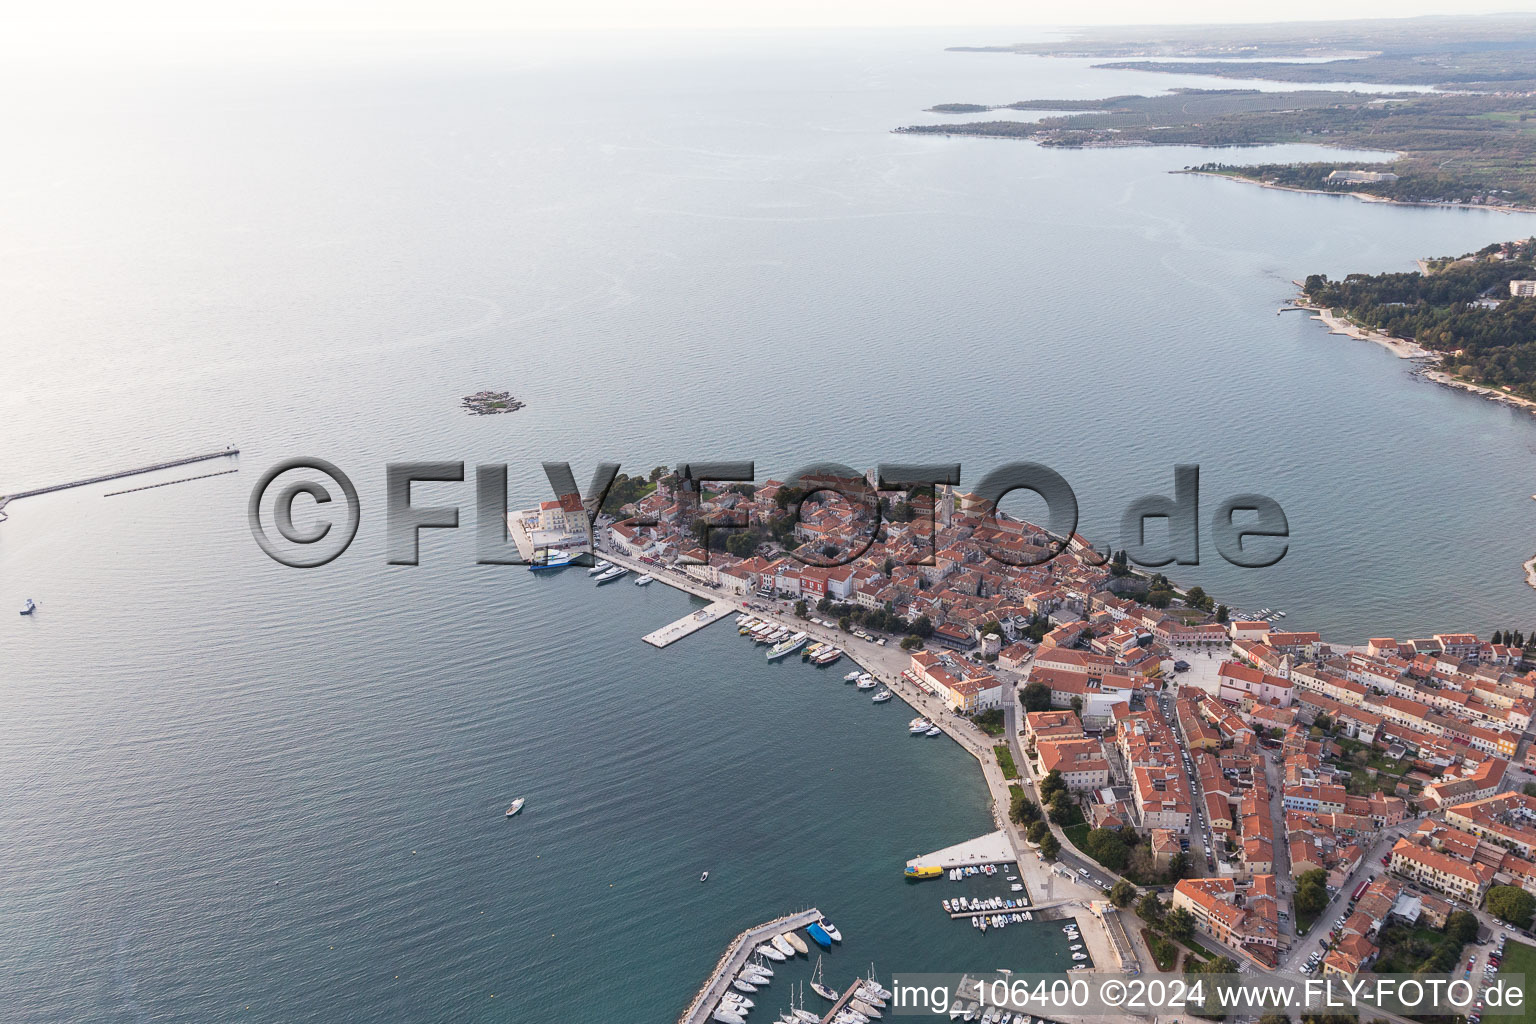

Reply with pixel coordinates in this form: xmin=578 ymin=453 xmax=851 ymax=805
xmin=642 ymin=599 xmax=739 ymax=648
xmin=906 ymin=830 xmax=1014 ymax=871
xmin=0 ymin=448 xmax=239 ymax=515
xmin=676 ymin=908 xmax=822 ymax=1024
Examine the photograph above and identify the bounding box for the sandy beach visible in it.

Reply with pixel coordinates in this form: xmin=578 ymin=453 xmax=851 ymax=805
xmin=1302 ymin=302 xmax=1438 ymax=360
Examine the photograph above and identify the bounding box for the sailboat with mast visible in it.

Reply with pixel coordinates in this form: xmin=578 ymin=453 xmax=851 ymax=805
xmin=810 ymin=955 xmax=838 ymax=1001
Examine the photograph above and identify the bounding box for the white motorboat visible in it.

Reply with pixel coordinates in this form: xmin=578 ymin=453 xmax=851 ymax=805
xmin=19 ymin=598 xmax=36 ymax=616
xmin=587 ymin=560 xmax=613 ymax=575
xmin=856 ymin=677 xmax=877 ymax=690
xmin=734 ymin=979 xmax=759 ymax=993
xmin=783 ymin=931 xmax=808 ymax=955
xmin=925 ymin=726 xmax=941 ymax=736
xmin=817 ymin=918 xmax=842 ymax=942
xmin=770 ymin=933 xmax=796 ymax=957
xmin=758 ymin=943 xmax=787 ymax=962
xmin=1072 ymin=953 xmax=1088 ymax=961
xmin=1070 ymin=944 xmax=1082 ymax=951
xmin=593 ymin=565 xmax=629 ymax=583
xmin=635 ymin=574 xmax=654 ymax=586
xmin=701 ymin=871 xmax=709 ymax=882
xmin=505 ymin=797 xmax=526 ymax=817
xmin=844 ymin=670 xmax=862 ymax=681
xmin=713 ymin=1008 xmax=746 ymax=1024
xmin=871 ymin=689 xmax=892 ymax=703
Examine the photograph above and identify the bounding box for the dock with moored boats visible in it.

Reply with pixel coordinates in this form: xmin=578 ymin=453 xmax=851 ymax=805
xmin=642 ymin=599 xmax=740 ymax=648
xmin=676 ymin=908 xmax=823 ymax=1024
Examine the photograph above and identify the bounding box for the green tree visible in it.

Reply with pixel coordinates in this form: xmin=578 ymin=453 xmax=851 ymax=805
xmin=1038 ymin=832 xmax=1060 ymax=861
xmin=1488 ymin=885 xmax=1536 ymax=927
xmin=1048 ymin=792 xmax=1077 ymax=825
xmin=1137 ymin=892 xmax=1165 ymax=924
xmin=793 ymin=600 xmax=807 ymax=618
xmin=1040 ymin=770 xmax=1067 ymax=801
xmin=900 ymin=635 xmax=921 ymax=650
xmin=1020 ymin=682 xmax=1052 ymax=713
xmin=1168 ymin=851 xmax=1190 ymax=879
xmin=1085 ymin=828 xmax=1131 ymax=870
xmin=1070 ymin=696 xmax=1084 ymax=716
xmin=1027 ymin=820 xmax=1051 ymax=844
xmin=1165 ymin=905 xmax=1196 ymax=941
xmin=1444 ymin=910 xmax=1479 ymax=946
xmin=1215 ymin=604 xmax=1229 ymax=624
xmin=1109 ymin=879 xmax=1138 ymax=908
xmin=838 ymin=615 xmax=851 ymax=631
xmin=1293 ymin=869 xmax=1329 ymax=918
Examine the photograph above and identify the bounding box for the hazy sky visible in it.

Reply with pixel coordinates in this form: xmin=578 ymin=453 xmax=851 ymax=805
xmin=13 ymin=0 xmax=1536 ymax=33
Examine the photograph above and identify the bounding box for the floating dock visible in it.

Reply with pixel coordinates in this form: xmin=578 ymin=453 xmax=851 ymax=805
xmin=906 ymin=829 xmax=1015 ymax=871
xmin=676 ymin=908 xmax=822 ymax=1024
xmin=947 ymin=897 xmax=1074 ymax=919
xmin=0 ymin=448 xmax=239 ymax=509
xmin=643 ymin=599 xmax=739 ymax=648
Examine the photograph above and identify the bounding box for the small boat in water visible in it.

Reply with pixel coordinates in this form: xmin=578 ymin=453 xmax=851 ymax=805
xmin=594 ymin=566 xmax=630 ymax=584
xmin=505 ymin=797 xmax=526 ymax=817
xmin=856 ymin=677 xmax=877 ymax=690
xmin=924 ymin=726 xmax=942 ymax=737
xmin=733 ymin=979 xmax=758 ymax=993
xmin=813 ymin=647 xmax=842 ymax=665
xmin=1072 ymin=953 xmax=1088 ymax=961
xmin=844 ymin=670 xmax=862 ymax=682
xmin=587 ymin=560 xmax=613 ymax=575
xmin=713 ymin=1007 xmax=746 ymax=1024
xmin=783 ymin=930 xmax=808 ymax=955
xmin=909 ymin=717 xmax=931 ymax=734
xmin=701 ymin=871 xmax=709 ymax=882
xmin=806 ymin=922 xmax=833 ymax=949
xmin=1069 ymin=944 xmax=1082 ymax=951
xmin=817 ymin=917 xmax=842 ymax=943
xmin=19 ymin=598 xmax=36 ymax=616
xmin=634 ymin=574 xmax=654 ymax=586
xmin=758 ymin=943 xmax=787 ymax=962
xmin=770 ymin=933 xmax=795 ymax=958
xmin=871 ymin=689 xmax=892 ymax=703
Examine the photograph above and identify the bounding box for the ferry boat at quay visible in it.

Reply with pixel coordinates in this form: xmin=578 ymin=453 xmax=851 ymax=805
xmin=767 ymin=633 xmax=808 ymax=660
xmin=529 ymin=548 xmax=577 ymax=570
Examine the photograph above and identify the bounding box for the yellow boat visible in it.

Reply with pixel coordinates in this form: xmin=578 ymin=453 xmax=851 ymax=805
xmin=904 ymin=864 xmax=943 ymax=880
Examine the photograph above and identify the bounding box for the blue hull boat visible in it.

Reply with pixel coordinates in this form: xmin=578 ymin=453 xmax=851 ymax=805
xmin=806 ymin=922 xmax=833 ymax=949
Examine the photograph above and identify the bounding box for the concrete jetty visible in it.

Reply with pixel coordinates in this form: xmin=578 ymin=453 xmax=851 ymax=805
xmin=0 ymin=448 xmax=239 ymax=508
xmin=642 ymin=599 xmax=739 ymax=648
xmin=676 ymin=908 xmax=821 ymax=1024
xmin=906 ymin=830 xmax=1015 ymax=871
xmin=818 ymin=977 xmax=876 ymax=1024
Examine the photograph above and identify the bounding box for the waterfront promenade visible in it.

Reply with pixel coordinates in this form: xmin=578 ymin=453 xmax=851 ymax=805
xmin=597 ymin=546 xmax=1139 ymax=979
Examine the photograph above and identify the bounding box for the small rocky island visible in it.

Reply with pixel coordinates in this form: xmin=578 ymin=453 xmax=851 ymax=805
xmin=461 ymin=390 xmax=526 ymax=415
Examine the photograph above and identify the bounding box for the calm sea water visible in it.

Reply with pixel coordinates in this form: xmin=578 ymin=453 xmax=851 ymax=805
xmin=6 ymin=27 xmax=1536 ymax=1023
